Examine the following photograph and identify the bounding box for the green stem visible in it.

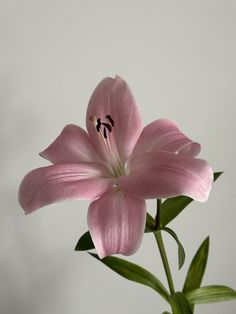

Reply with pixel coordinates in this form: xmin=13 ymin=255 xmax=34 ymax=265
xmin=155 ymin=198 xmax=162 ymax=228
xmin=155 ymin=230 xmax=175 ymax=295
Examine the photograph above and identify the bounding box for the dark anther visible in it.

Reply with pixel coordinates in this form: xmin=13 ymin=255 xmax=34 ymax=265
xmin=96 ymin=118 xmax=101 ymax=132
xmin=102 ymin=123 xmax=112 ymax=132
xmin=95 ymin=115 xmax=114 ymax=139
xmin=103 ymin=127 xmax=107 ymax=139
xmin=106 ymin=115 xmax=114 ymax=127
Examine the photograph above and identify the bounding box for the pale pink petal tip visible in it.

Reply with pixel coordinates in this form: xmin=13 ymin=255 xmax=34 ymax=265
xmin=132 ymin=119 xmax=201 ymax=158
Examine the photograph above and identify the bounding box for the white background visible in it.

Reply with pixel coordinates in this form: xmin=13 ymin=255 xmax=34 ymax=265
xmin=1 ymin=1 xmax=236 ymax=313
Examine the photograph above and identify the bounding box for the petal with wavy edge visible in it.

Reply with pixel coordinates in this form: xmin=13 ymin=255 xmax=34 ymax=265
xmin=40 ymin=124 xmax=101 ymax=164
xmin=88 ymin=190 xmax=146 ymax=259
xmin=86 ymin=76 xmax=142 ymax=165
xmin=19 ymin=162 xmax=113 ymax=214
xmin=132 ymin=119 xmax=201 ymax=158
xmin=119 ymin=151 xmax=213 ymax=202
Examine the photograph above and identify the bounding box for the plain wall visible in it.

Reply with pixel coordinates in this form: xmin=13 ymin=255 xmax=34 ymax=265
xmin=1 ymin=1 xmax=235 ymax=313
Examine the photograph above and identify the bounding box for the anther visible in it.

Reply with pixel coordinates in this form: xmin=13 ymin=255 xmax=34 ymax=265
xmin=103 ymin=127 xmax=107 ymax=139
xmin=106 ymin=115 xmax=114 ymax=127
xmin=96 ymin=118 xmax=101 ymax=132
xmin=102 ymin=122 xmax=112 ymax=132
xmin=93 ymin=114 xmax=114 ymax=140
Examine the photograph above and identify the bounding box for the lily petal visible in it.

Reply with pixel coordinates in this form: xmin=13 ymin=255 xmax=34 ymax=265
xmin=19 ymin=162 xmax=113 ymax=214
xmin=119 ymin=151 xmax=213 ymax=202
xmin=132 ymin=119 xmax=201 ymax=158
xmin=40 ymin=124 xmax=101 ymax=164
xmin=86 ymin=76 xmax=142 ymax=165
xmin=88 ymin=190 xmax=146 ymax=259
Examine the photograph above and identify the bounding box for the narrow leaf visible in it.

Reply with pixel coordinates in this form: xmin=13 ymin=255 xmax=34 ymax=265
xmin=89 ymin=253 xmax=170 ymax=303
xmin=183 ymin=237 xmax=209 ymax=293
xmin=159 ymin=172 xmax=223 ymax=227
xmin=162 ymin=227 xmax=185 ymax=270
xmin=162 ymin=312 xmax=171 ymax=314
xmin=74 ymin=231 xmax=94 ymax=251
xmin=186 ymin=285 xmax=236 ymax=304
xmin=170 ymin=292 xmax=193 ymax=314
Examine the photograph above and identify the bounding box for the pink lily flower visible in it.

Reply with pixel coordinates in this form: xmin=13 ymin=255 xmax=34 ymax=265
xmin=19 ymin=76 xmax=213 ymax=259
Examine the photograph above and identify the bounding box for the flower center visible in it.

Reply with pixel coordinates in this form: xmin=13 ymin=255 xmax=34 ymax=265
xmin=89 ymin=114 xmax=125 ymax=177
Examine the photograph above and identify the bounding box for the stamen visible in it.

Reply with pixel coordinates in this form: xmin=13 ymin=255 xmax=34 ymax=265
xmin=106 ymin=115 xmax=114 ymax=127
xmin=90 ymin=114 xmax=124 ymax=177
xmin=102 ymin=122 xmax=112 ymax=132
xmin=103 ymin=127 xmax=107 ymax=139
xmin=96 ymin=118 xmax=101 ymax=132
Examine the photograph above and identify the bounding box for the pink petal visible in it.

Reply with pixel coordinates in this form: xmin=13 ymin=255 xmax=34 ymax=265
xmin=88 ymin=190 xmax=146 ymax=259
xmin=119 ymin=151 xmax=213 ymax=202
xmin=86 ymin=76 xmax=142 ymax=165
xmin=19 ymin=162 xmax=114 ymax=214
xmin=132 ymin=119 xmax=201 ymax=158
xmin=40 ymin=124 xmax=101 ymax=164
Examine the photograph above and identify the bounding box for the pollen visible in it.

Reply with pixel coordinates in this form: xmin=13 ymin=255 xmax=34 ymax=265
xmin=89 ymin=115 xmax=96 ymax=122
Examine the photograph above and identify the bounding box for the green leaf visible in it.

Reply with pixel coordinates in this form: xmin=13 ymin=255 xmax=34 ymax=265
xmin=185 ymin=285 xmax=236 ymax=304
xmin=145 ymin=212 xmax=156 ymax=233
xmin=183 ymin=237 xmax=209 ymax=293
xmin=160 ymin=196 xmax=193 ymax=227
xmin=159 ymin=172 xmax=223 ymax=227
xmin=162 ymin=312 xmax=171 ymax=314
xmin=162 ymin=227 xmax=185 ymax=270
xmin=74 ymin=231 xmax=94 ymax=251
xmin=170 ymin=292 xmax=193 ymax=314
xmin=213 ymin=171 xmax=223 ymax=181
xmin=89 ymin=253 xmax=170 ymax=303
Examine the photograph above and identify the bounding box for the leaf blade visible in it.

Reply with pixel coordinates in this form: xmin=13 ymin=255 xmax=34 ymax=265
xmin=162 ymin=227 xmax=185 ymax=270
xmin=74 ymin=230 xmax=94 ymax=251
xmin=183 ymin=237 xmax=209 ymax=293
xmin=159 ymin=172 xmax=223 ymax=227
xmin=185 ymin=285 xmax=236 ymax=304
xmin=145 ymin=212 xmax=156 ymax=233
xmin=89 ymin=253 xmax=170 ymax=303
xmin=170 ymin=292 xmax=193 ymax=314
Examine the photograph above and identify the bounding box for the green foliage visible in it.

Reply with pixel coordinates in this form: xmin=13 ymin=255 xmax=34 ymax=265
xmin=159 ymin=172 xmax=223 ymax=227
xmin=170 ymin=292 xmax=193 ymax=314
xmin=75 ymin=171 xmax=236 ymax=313
xmin=89 ymin=253 xmax=170 ymax=303
xmin=183 ymin=237 xmax=209 ymax=293
xmin=74 ymin=230 xmax=94 ymax=251
xmin=162 ymin=227 xmax=185 ymax=270
xmin=145 ymin=212 xmax=156 ymax=232
xmin=185 ymin=285 xmax=236 ymax=304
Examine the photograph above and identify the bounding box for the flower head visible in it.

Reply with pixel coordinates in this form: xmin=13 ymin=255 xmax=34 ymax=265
xmin=18 ymin=76 xmax=213 ymax=258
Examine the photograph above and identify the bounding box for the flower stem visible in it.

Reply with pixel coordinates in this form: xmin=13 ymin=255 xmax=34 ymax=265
xmin=155 ymin=231 xmax=175 ymax=295
xmin=154 ymin=199 xmax=175 ymax=295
